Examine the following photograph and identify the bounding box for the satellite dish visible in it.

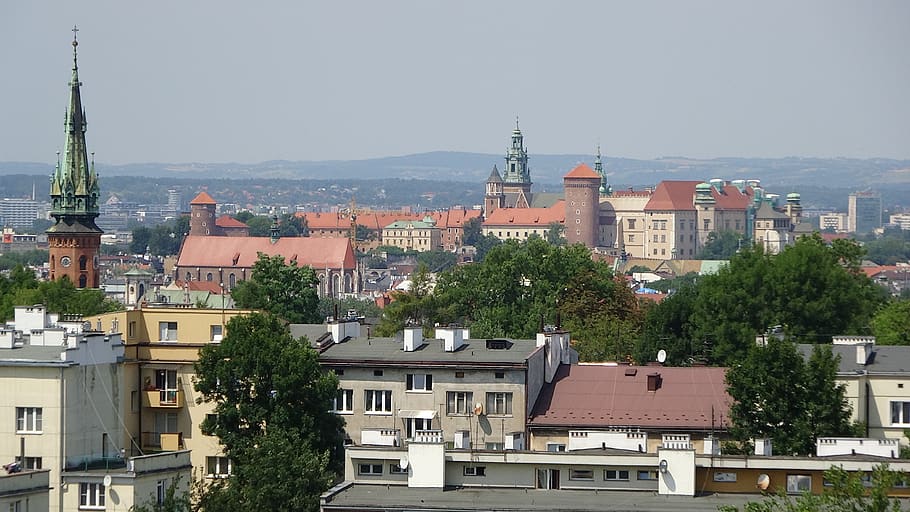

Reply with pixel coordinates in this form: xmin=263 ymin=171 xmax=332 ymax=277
xmin=657 ymin=349 xmax=667 ymax=363
xmin=658 ymin=459 xmax=668 ymax=474
xmin=103 ymin=474 xmax=112 ymax=487
xmin=398 ymin=457 xmax=409 ymax=470
xmin=473 ymin=402 xmax=484 ymax=416
xmin=756 ymin=473 xmax=770 ymax=490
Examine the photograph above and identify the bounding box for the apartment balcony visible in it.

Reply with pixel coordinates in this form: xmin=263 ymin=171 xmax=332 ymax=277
xmin=141 ymin=431 xmax=185 ymax=452
xmin=142 ymin=389 xmax=185 ymax=408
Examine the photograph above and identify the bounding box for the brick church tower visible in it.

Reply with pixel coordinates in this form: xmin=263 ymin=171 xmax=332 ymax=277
xmin=47 ymin=28 xmax=103 ymax=288
xmin=563 ymin=163 xmax=601 ymax=248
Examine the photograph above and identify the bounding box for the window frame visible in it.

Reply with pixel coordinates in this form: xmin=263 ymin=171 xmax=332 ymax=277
xmin=364 ymin=389 xmax=392 ymax=414
xmin=546 ymin=443 xmax=566 ymax=453
xmin=210 ymin=324 xmax=223 ymax=342
xmin=485 ymin=391 xmax=513 ymax=416
xmin=463 ymin=466 xmax=486 ymax=477
xmin=891 ymin=401 xmax=910 ymax=425
xmin=79 ymin=482 xmax=106 ymax=510
xmin=637 ymin=470 xmax=659 ymax=481
xmin=604 ymin=469 xmax=630 ymax=481
xmin=206 ymin=456 xmax=232 ymax=478
xmin=446 ymin=391 xmax=473 ymax=415
xmin=569 ymin=469 xmax=595 ymax=481
xmin=158 ymin=321 xmax=178 ymax=342
xmin=406 ymin=373 xmax=433 ymax=392
xmin=15 ymin=407 xmax=42 ymax=434
xmin=786 ymin=474 xmax=811 ymax=494
xmin=333 ymin=389 xmax=354 ymax=413
xmin=358 ymin=463 xmax=383 ymax=475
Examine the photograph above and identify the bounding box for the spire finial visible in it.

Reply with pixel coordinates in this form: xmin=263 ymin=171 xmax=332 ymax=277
xmin=596 ymin=144 xmax=601 ymax=159
xmin=515 ymin=116 xmax=520 ymax=130
xmin=71 ymin=25 xmax=79 ymax=65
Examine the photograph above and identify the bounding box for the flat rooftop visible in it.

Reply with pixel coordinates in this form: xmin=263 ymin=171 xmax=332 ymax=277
xmin=319 ymin=336 xmax=541 ymax=367
xmin=321 ymin=484 xmax=762 ymax=512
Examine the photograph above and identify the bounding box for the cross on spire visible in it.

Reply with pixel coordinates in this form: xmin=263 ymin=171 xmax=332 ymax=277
xmin=72 ymin=25 xmax=79 ymax=45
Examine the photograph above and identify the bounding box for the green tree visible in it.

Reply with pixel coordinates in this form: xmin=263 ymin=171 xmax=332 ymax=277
xmin=545 ymin=222 xmax=566 ymax=246
xmin=375 ymin=264 xmax=435 ymax=336
xmin=726 ymin=339 xmax=852 ymax=456
xmin=462 ymin=217 xmax=482 ymax=246
xmin=871 ymin=300 xmax=910 ymax=345
xmin=1 ymin=273 xmax=123 ymax=322
xmin=719 ymin=464 xmax=905 ymax=512
xmin=244 ymin=216 xmax=273 ymax=237
xmin=317 ymin=297 xmax=383 ymax=320
xmin=128 ymin=475 xmax=190 ymax=512
xmin=230 ymin=253 xmax=320 ymax=323
xmin=0 ymin=249 xmax=48 ymax=271
xmin=194 ymin=313 xmax=344 ymax=512
xmin=416 ymin=249 xmax=457 ymax=272
xmin=698 ymin=230 xmax=746 ymax=259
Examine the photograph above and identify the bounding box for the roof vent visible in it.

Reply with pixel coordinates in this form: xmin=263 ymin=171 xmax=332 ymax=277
xmin=485 ymin=339 xmax=512 ymax=350
xmin=624 ymin=368 xmax=637 ymax=377
xmin=647 ymin=373 xmax=662 ymax=392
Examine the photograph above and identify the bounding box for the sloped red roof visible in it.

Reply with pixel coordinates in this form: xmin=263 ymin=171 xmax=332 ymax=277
xmin=861 ymin=265 xmax=899 ymax=278
xmin=564 ymin=163 xmax=600 ymax=179
xmin=483 ymin=201 xmax=566 ymax=227
xmin=215 ymin=215 xmax=248 ymax=228
xmin=190 ymin=191 xmax=217 ymax=205
xmin=177 ymin=236 xmax=355 ymax=270
xmin=298 ymin=208 xmax=482 ymax=231
xmin=529 ymin=364 xmax=731 ymax=430
xmin=173 ymin=280 xmax=226 ymax=294
xmin=644 ymin=181 xmax=753 ymax=212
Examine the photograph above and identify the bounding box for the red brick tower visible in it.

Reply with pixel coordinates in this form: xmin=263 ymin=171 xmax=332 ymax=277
xmin=563 ymin=164 xmax=601 ymax=248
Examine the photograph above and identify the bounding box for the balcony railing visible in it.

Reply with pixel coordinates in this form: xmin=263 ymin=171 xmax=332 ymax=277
xmin=143 ymin=389 xmax=185 ymax=408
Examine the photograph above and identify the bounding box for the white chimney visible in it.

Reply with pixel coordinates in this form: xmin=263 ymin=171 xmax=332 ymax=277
xmin=754 ymin=438 xmax=773 ymax=456
xmin=438 ymin=326 xmax=464 ymax=352
xmin=857 ymin=343 xmax=873 ymax=365
xmin=403 ymin=327 xmax=423 ymax=352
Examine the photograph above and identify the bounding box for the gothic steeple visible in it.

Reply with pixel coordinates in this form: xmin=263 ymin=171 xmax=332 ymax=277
xmin=503 ymin=117 xmax=531 ymax=185
xmin=594 ymin=145 xmax=611 ymax=196
xmin=49 ymin=25 xmax=100 ymax=224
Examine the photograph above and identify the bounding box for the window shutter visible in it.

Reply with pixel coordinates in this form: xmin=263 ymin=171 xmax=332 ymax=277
xmin=425 ymin=374 xmax=432 ymax=390
xmin=406 ymin=374 xmax=413 ymax=390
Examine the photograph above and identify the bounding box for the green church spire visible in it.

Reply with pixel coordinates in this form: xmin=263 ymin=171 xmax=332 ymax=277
xmin=49 ymin=26 xmax=100 ymax=224
xmin=595 ymin=145 xmax=611 ymax=196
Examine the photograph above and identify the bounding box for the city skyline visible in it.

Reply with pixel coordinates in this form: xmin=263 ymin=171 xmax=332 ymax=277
xmin=2 ymin=1 xmax=909 ymax=166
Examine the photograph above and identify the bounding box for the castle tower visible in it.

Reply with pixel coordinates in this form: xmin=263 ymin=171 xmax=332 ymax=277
xmin=501 ymin=118 xmax=532 ymax=208
xmin=189 ymin=192 xmax=218 ymax=236
xmin=47 ymin=27 xmax=103 ymax=289
xmin=563 ymin=164 xmax=601 ymax=248
xmin=484 ymin=165 xmax=504 ymax=218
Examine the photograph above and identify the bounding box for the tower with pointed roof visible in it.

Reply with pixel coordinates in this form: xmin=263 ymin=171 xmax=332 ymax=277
xmin=594 ymin=145 xmax=612 ymax=196
xmin=47 ymin=28 xmax=103 ymax=288
xmin=484 ymin=165 xmax=505 ymax=218
xmin=501 ymin=119 xmax=533 ymax=208
xmin=189 ymin=191 xmax=218 ymax=236
xmin=563 ymin=163 xmax=601 ymax=248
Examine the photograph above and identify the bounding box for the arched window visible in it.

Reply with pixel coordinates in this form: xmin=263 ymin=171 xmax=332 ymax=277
xmin=78 ymin=275 xmax=87 ymax=288
xmin=229 ymin=274 xmax=236 ymax=288
xmin=79 ymin=255 xmax=87 ymax=270
xmin=206 ymin=273 xmax=213 ymax=282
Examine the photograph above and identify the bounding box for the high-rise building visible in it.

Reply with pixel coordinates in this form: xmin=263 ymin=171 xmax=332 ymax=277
xmin=0 ymin=198 xmax=40 ymax=229
xmin=848 ymin=192 xmax=882 ymax=234
xmin=46 ymin=30 xmax=102 ymax=288
xmin=167 ymin=188 xmax=181 ymax=213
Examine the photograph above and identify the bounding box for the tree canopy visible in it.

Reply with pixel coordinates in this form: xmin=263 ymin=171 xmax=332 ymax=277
xmin=194 ymin=312 xmax=344 ymax=512
xmin=129 ymin=216 xmax=190 ymax=256
xmin=0 ymin=269 xmax=123 ymax=322
xmin=871 ymin=300 xmax=910 ymax=345
xmin=697 ymin=230 xmax=746 ymax=260
xmin=725 ymin=339 xmax=854 ymax=456
xmin=230 ymin=253 xmax=320 ymax=323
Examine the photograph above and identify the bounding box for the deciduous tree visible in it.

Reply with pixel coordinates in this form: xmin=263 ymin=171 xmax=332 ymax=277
xmin=231 ymin=253 xmax=320 ymax=323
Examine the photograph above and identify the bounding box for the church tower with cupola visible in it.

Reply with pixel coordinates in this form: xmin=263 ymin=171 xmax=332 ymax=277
xmin=47 ymin=27 xmax=103 ymax=288
xmin=501 ymin=118 xmax=533 ymax=209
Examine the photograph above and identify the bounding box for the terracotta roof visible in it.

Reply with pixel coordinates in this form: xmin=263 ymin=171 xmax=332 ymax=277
xmin=564 ymin=163 xmax=600 ymax=179
xmin=861 ymin=265 xmax=900 ymax=278
xmin=190 ymin=191 xmax=216 ymax=205
xmin=172 ymin=280 xmax=226 ymax=294
xmin=482 ymin=201 xmax=566 ymax=227
xmin=644 ymin=181 xmax=753 ymax=212
xmin=298 ymin=209 xmax=481 ymax=231
xmin=215 ymin=215 xmax=248 ymax=228
xmin=529 ymin=364 xmax=731 ymax=430
xmin=176 ymin=235 xmax=355 ymax=270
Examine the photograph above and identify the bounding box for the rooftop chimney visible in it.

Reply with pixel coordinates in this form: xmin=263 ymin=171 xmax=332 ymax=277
xmin=857 ymin=342 xmax=873 ymax=365
xmin=403 ymin=327 xmax=423 ymax=352
xmin=647 ymin=373 xmax=662 ymax=392
xmin=438 ymin=326 xmax=465 ymax=352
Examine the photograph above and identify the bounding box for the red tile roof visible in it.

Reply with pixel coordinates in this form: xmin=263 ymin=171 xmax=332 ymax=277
xmin=644 ymin=181 xmax=753 ymax=211
xmin=529 ymin=364 xmax=731 ymax=430
xmin=483 ymin=201 xmax=566 ymax=227
xmin=297 ymin=208 xmax=480 ymax=231
xmin=190 ymin=191 xmax=217 ymax=205
xmin=564 ymin=163 xmax=600 ymax=179
xmin=215 ymin=215 xmax=248 ymax=228
xmin=173 ymin=280 xmax=226 ymax=294
xmin=177 ymin=236 xmax=355 ymax=270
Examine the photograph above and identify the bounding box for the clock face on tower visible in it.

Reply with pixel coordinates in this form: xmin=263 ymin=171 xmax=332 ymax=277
xmin=60 ymin=256 xmax=72 ymax=268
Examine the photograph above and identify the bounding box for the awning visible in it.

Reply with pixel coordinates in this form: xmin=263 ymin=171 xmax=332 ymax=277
xmin=398 ymin=409 xmax=437 ymax=419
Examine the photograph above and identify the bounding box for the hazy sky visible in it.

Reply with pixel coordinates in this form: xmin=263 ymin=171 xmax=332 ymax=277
xmin=3 ymin=1 xmax=908 ymax=165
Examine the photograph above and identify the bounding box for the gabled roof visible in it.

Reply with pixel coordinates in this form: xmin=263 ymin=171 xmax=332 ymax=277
xmin=487 ymin=165 xmax=503 ymax=183
xmin=215 ymin=215 xmax=248 ymax=228
xmin=482 ymin=201 xmax=565 ymax=228
xmin=529 ymin=364 xmax=731 ymax=430
xmin=754 ymin=201 xmax=790 ymax=219
xmin=564 ymin=163 xmax=600 ymax=179
xmin=190 ymin=192 xmax=217 ymax=205
xmin=644 ymin=181 xmax=702 ymax=211
xmin=176 ymin=236 xmax=356 ymax=270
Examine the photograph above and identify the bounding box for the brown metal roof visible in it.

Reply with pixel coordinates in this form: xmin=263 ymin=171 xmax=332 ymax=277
xmin=529 ymin=364 xmax=731 ymax=430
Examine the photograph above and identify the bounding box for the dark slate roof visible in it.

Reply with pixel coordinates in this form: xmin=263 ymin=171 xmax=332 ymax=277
xmin=319 ymin=336 xmax=541 ymax=367
xmin=798 ymin=343 xmax=910 ymax=375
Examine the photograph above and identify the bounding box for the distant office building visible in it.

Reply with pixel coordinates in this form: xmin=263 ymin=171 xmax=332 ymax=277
xmin=848 ymin=192 xmax=882 ymax=234
xmin=889 ymin=213 xmax=910 ymax=231
xmin=0 ymin=198 xmax=40 ymax=229
xmin=819 ymin=212 xmax=849 ymax=232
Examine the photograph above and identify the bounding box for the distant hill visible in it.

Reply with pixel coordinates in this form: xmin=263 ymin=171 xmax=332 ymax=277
xmin=3 ymin=153 xmax=909 ymax=189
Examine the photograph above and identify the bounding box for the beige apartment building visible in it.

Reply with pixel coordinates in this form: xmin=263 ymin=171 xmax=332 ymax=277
xmin=381 ymin=217 xmax=442 ymax=252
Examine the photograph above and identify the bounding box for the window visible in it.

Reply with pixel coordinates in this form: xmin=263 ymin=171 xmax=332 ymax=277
xmin=405 ymin=417 xmax=432 ymax=438
xmin=128 ymin=321 xmax=136 ymax=338
xmin=446 ymin=391 xmax=473 ymax=415
xmin=637 ymin=470 xmax=659 ymax=481
xmin=210 ymin=325 xmax=223 ymax=342
xmin=786 ymin=474 xmax=811 ymax=494
xmin=891 ymin=401 xmax=910 ymax=425
xmin=364 ymin=390 xmax=392 ymax=413
xmin=8 ymin=500 xmax=21 ymax=512
xmin=206 ymin=456 xmax=231 ymax=477
xmin=373 ymin=370 xmax=383 ymax=377
xmin=455 ymin=371 xmax=465 ymax=378
xmin=79 ymin=483 xmax=105 ymax=509
xmin=156 ymin=479 xmax=168 ymax=506
xmin=358 ymin=463 xmax=382 ymax=475
xmin=15 ymin=456 xmax=41 ymax=470
xmin=206 ymin=272 xmax=213 ymax=281
xmin=494 ymin=372 xmax=505 ymax=379
xmin=156 ymin=370 xmax=179 ymax=404
xmin=389 ymin=463 xmax=408 ymax=474
xmin=406 ymin=374 xmax=433 ymax=392
xmin=627 ymin=219 xmax=636 ymax=229
xmin=546 ymin=443 xmax=566 ymax=452
xmin=464 ymin=466 xmax=486 ymax=476
xmin=333 ymin=389 xmax=353 ymax=413
xmin=570 ymin=469 xmax=594 ymax=481
xmin=486 ymin=392 xmax=513 ymax=416
xmin=604 ymin=469 xmax=630 ymax=481
xmin=485 ymin=442 xmax=504 ymax=450
xmin=16 ymin=407 xmax=42 ymax=433
xmin=158 ymin=321 xmax=178 ymax=342
xmin=628 ymin=234 xmax=635 ymax=242
xmin=204 ymin=414 xmax=218 ymax=434
xmin=660 ymin=234 xmax=666 ymax=242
